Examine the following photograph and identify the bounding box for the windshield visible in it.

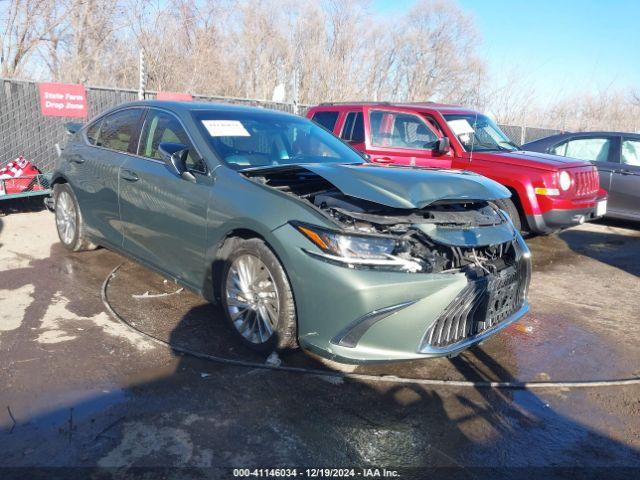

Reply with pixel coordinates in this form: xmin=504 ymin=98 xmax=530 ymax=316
xmin=444 ymin=114 xmax=519 ymax=152
xmin=192 ymin=110 xmax=365 ymax=170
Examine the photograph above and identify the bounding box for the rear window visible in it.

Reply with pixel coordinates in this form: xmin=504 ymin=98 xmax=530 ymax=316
xmin=311 ymin=111 xmax=339 ymax=132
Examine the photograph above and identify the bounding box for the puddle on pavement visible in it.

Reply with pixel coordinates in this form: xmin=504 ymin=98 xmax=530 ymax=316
xmin=4 ymin=387 xmax=128 ymax=433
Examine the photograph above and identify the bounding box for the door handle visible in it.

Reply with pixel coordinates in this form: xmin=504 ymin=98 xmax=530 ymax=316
xmin=120 ymin=169 xmax=139 ymax=182
xmin=67 ymin=155 xmax=84 ymax=164
xmin=616 ymin=169 xmax=635 ymax=175
xmin=372 ymin=157 xmax=393 ymax=164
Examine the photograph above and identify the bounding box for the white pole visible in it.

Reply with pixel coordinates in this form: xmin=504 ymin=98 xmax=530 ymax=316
xmin=138 ymin=50 xmax=146 ymax=101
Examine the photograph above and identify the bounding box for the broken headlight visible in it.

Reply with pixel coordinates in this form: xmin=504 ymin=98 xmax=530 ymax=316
xmin=293 ymin=222 xmax=422 ymax=272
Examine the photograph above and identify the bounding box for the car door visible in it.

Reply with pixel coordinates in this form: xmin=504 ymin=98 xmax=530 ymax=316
xmin=118 ymin=108 xmax=211 ymax=290
xmin=611 ymin=137 xmax=640 ymax=218
xmin=67 ymin=107 xmax=144 ymax=245
xmin=363 ymin=107 xmax=452 ymax=167
xmin=550 ymin=134 xmax=619 ymax=196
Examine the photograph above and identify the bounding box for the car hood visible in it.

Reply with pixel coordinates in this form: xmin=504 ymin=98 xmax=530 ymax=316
xmin=300 ymin=163 xmax=510 ymax=209
xmin=473 ymin=150 xmax=588 ymax=170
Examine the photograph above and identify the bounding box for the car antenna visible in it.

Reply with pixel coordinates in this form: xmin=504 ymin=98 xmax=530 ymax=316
xmin=469 ymin=111 xmax=478 ymax=164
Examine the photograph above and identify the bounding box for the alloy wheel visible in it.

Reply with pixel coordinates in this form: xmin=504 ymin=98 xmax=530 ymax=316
xmin=55 ymin=190 xmax=76 ymax=245
xmin=225 ymin=254 xmax=280 ymax=344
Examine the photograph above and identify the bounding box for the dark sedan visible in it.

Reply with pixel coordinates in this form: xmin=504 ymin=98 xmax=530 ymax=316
xmin=523 ymin=132 xmax=640 ymax=221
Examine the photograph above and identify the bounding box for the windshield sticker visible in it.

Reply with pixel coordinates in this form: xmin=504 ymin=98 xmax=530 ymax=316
xmin=202 ymin=120 xmax=250 ymax=137
xmin=447 ymin=119 xmax=475 ymax=136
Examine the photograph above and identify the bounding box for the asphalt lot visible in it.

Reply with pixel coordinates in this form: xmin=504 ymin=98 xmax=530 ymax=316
xmin=0 ymin=210 xmax=639 ymax=476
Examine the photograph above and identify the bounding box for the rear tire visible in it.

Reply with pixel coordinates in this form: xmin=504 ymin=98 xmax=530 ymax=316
xmin=220 ymin=237 xmax=298 ymax=353
xmin=53 ymin=183 xmax=97 ymax=252
xmin=494 ymin=198 xmax=523 ymax=232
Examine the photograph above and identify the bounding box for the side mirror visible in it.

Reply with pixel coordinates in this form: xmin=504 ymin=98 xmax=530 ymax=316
xmin=158 ymin=142 xmax=196 ymax=183
xmin=436 ymin=137 xmax=451 ymax=155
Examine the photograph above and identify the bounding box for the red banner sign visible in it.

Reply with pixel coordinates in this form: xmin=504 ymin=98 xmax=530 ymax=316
xmin=156 ymin=91 xmax=193 ymax=101
xmin=38 ymin=82 xmax=88 ymax=118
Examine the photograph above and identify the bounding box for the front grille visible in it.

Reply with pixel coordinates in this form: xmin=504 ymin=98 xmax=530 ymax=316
xmin=420 ymin=241 xmax=530 ymax=349
xmin=573 ymin=168 xmax=599 ymax=198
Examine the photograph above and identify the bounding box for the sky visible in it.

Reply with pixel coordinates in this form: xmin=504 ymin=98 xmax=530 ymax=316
xmin=372 ymin=0 xmax=640 ymax=103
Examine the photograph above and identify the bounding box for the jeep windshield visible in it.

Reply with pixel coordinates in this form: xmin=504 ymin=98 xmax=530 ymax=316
xmin=444 ymin=114 xmax=520 ymax=153
xmin=193 ymin=110 xmax=365 ymax=170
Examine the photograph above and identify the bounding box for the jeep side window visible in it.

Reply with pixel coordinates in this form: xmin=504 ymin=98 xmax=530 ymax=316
xmin=369 ymin=110 xmax=438 ymax=150
xmin=422 ymin=114 xmax=445 ymax=137
xmin=311 ymin=111 xmax=339 ymax=132
xmin=340 ymin=112 xmax=364 ymax=143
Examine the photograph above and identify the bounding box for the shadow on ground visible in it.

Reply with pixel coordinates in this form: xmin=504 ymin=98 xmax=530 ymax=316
xmin=0 ymin=196 xmax=47 ymax=216
xmin=558 ymin=219 xmax=640 ymax=277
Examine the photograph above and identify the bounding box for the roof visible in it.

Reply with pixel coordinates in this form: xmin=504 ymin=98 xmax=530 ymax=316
xmin=115 ymin=100 xmax=299 ymax=117
xmin=553 ymin=130 xmax=640 ymax=137
xmin=314 ymin=101 xmax=478 ymax=115
xmin=523 ymin=130 xmax=640 ymax=146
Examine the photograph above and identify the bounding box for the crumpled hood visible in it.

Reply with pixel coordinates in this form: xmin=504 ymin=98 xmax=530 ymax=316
xmin=302 ymin=163 xmax=510 ymax=209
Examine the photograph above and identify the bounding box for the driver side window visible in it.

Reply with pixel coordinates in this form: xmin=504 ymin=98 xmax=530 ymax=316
xmin=369 ymin=110 xmax=438 ymax=150
xmin=139 ymin=110 xmax=206 ymax=173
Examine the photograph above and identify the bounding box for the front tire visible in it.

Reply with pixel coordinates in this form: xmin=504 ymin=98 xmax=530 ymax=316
xmin=53 ymin=183 xmax=96 ymax=252
xmin=220 ymin=238 xmax=298 ymax=353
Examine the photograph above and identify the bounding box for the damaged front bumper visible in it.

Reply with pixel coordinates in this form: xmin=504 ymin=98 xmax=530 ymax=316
xmin=271 ymin=223 xmax=531 ymax=363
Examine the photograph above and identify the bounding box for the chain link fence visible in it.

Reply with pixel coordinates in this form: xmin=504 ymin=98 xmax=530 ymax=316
xmin=498 ymin=124 xmax=563 ymax=145
xmin=1 ymin=77 xmax=562 ymax=176
xmin=0 ymin=78 xmax=304 ymax=174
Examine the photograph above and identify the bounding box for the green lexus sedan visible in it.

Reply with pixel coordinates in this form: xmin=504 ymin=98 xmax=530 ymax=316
xmin=51 ymin=101 xmax=531 ymax=363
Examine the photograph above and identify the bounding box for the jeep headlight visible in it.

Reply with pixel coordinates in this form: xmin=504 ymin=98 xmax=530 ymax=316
xmin=293 ymin=222 xmax=422 ymax=272
xmin=559 ymin=170 xmax=572 ymax=191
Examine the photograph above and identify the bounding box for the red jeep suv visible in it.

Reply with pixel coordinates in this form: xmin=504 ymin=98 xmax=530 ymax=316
xmin=306 ymin=102 xmax=608 ymax=234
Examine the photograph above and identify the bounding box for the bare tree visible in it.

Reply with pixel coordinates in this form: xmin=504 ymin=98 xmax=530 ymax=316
xmin=0 ymin=0 xmax=70 ymax=77
xmin=482 ymin=66 xmax=537 ymax=125
xmin=1 ymin=0 xmax=637 ymax=133
xmin=393 ymin=0 xmax=484 ymax=103
xmin=42 ymin=0 xmax=132 ymax=85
